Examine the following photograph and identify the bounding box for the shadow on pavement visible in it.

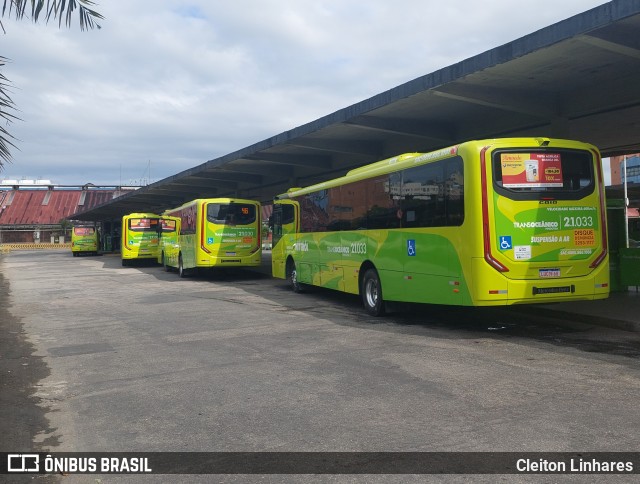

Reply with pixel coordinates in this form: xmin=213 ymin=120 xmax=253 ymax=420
xmin=0 ymin=265 xmax=59 ymax=450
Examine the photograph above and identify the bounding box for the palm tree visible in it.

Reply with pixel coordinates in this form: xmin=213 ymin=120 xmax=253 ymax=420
xmin=0 ymin=0 xmax=103 ymax=169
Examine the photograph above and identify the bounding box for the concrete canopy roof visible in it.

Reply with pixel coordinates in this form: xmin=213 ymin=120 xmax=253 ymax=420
xmin=72 ymin=0 xmax=640 ymax=221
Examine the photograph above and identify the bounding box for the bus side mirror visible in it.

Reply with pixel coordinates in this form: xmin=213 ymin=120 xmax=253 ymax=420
xmin=268 ymin=216 xmax=274 ymax=229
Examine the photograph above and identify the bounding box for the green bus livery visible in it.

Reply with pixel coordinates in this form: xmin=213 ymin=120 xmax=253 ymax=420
xmin=164 ymin=198 xmax=262 ymax=277
xmin=271 ymin=138 xmax=609 ymax=315
xmin=71 ymin=225 xmax=99 ymax=256
xmin=121 ymin=213 xmax=161 ymax=266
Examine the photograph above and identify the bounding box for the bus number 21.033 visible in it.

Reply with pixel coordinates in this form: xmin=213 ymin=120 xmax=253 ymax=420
xmin=563 ymin=216 xmax=594 ymax=228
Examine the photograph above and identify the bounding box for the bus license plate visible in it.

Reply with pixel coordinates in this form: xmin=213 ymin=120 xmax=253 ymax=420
xmin=533 ymin=286 xmax=574 ymax=295
xmin=539 ymin=268 xmax=560 ymax=278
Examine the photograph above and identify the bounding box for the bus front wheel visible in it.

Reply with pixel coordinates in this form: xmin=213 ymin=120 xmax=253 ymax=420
xmin=288 ymin=259 xmax=303 ymax=293
xmin=361 ymin=268 xmax=385 ymax=316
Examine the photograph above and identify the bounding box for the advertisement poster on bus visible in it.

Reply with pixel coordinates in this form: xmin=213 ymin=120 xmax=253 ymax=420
xmin=494 ymin=196 xmax=599 ymax=263
xmin=501 ymin=153 xmax=563 ymax=188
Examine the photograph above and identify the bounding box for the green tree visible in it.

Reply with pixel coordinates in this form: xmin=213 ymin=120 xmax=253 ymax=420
xmin=58 ymin=217 xmax=72 ymax=237
xmin=0 ymin=0 xmax=103 ymax=169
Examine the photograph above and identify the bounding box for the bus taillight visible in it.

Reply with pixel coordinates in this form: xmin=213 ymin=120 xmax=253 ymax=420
xmin=257 ymin=210 xmax=261 ymax=250
xmin=480 ymin=146 xmax=509 ymax=273
xmin=589 ymin=148 xmax=608 ymax=269
xmin=200 ymin=204 xmax=211 ymax=254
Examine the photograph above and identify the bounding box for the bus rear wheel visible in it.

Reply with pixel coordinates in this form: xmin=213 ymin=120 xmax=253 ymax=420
xmin=162 ymin=252 xmax=171 ymax=272
xmin=178 ymin=254 xmax=187 ymax=278
xmin=361 ymin=268 xmax=385 ymax=316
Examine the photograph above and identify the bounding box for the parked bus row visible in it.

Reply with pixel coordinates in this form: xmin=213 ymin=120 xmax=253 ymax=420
xmin=119 ymin=198 xmax=263 ymax=276
xmin=73 ymin=138 xmax=611 ymax=315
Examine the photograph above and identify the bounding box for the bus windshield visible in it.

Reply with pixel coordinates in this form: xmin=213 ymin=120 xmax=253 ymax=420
xmin=207 ymin=203 xmax=256 ymax=225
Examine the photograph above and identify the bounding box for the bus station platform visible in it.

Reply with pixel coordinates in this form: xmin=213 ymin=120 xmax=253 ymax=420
xmin=508 ymin=289 xmax=640 ymax=333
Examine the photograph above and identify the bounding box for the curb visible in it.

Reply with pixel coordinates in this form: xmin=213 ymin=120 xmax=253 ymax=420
xmin=504 ymin=306 xmax=640 ymax=333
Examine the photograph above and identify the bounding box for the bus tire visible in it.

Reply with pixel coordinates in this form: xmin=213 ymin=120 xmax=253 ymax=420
xmin=288 ymin=259 xmax=303 ymax=293
xmin=162 ymin=253 xmax=171 ymax=272
xmin=178 ymin=254 xmax=187 ymax=278
xmin=122 ymin=259 xmax=128 ymax=267
xmin=361 ymin=268 xmax=385 ymax=316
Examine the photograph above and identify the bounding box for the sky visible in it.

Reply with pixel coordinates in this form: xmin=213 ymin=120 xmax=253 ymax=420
xmin=1 ymin=0 xmax=611 ymax=186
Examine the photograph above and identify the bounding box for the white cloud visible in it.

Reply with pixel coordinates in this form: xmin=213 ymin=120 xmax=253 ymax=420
xmin=1 ymin=0 xmax=608 ymax=184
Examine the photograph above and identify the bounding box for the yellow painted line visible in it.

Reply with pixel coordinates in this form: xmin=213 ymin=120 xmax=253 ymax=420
xmin=0 ymin=243 xmax=71 ymax=251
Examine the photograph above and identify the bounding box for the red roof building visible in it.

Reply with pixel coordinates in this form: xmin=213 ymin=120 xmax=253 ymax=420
xmin=0 ymin=188 xmax=126 ymax=243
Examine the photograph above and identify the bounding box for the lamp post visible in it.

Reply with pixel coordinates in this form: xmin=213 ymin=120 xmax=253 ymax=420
xmin=623 ymin=155 xmax=629 ymax=249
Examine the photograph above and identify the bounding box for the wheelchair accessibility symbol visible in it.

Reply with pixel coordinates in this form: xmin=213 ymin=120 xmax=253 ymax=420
xmin=407 ymin=239 xmax=416 ymax=256
xmin=499 ymin=236 xmax=512 ymax=250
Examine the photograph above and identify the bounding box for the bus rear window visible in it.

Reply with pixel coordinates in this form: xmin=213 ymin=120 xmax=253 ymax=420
xmin=128 ymin=218 xmax=159 ymax=232
xmin=73 ymin=227 xmax=95 ymax=236
xmin=492 ymin=149 xmax=594 ymax=200
xmin=207 ymin=203 xmax=256 ymax=225
xmin=160 ymin=219 xmax=176 ymax=232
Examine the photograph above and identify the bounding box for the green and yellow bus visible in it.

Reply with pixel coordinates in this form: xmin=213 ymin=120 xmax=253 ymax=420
xmin=71 ymin=225 xmax=99 ymax=256
xmin=164 ymin=198 xmax=262 ymax=277
xmin=157 ymin=215 xmax=181 ymax=270
xmin=121 ymin=212 xmax=161 ymax=266
xmin=271 ymin=138 xmax=609 ymax=315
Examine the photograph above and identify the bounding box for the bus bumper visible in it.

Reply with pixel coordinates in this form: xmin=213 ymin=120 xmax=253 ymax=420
xmin=197 ymin=252 xmax=262 ymax=268
xmin=470 ymin=257 xmax=610 ymax=306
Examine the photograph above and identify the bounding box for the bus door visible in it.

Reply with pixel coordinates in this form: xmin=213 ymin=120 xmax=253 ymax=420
xmin=271 ymin=200 xmax=300 ymax=279
xmin=272 ymin=200 xmax=299 ymax=246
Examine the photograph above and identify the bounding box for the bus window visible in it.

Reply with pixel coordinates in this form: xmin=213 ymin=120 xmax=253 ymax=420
xmin=272 ymin=203 xmax=296 ymax=247
xmin=280 ymin=203 xmax=295 ymax=225
xmin=160 ymin=219 xmax=177 ymax=232
xmin=207 ymin=203 xmax=256 ymax=225
xmin=73 ymin=227 xmax=95 ymax=236
xmin=128 ymin=218 xmax=159 ymax=231
xmin=492 ymin=149 xmax=594 ymax=200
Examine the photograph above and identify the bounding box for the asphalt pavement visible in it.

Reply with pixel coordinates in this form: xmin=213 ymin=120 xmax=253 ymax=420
xmin=510 ymin=288 xmax=640 ymax=333
xmin=2 ymin=250 xmax=640 ymax=483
